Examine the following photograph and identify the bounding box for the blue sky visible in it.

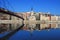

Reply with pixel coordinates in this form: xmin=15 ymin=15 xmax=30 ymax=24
xmin=0 ymin=0 xmax=60 ymax=15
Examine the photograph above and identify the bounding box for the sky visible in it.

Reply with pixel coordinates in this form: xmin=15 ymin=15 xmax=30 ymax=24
xmin=0 ymin=0 xmax=60 ymax=15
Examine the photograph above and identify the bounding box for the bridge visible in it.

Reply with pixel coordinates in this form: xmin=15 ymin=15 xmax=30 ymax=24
xmin=0 ymin=8 xmax=60 ymax=24
xmin=0 ymin=8 xmax=24 ymax=20
xmin=0 ymin=8 xmax=25 ymax=40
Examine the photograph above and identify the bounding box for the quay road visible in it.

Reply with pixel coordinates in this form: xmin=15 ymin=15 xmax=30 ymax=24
xmin=0 ymin=20 xmax=60 ymax=24
xmin=24 ymin=20 xmax=60 ymax=24
xmin=0 ymin=20 xmax=23 ymax=24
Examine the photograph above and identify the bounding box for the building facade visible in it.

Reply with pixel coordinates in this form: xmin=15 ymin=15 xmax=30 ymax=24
xmin=40 ymin=13 xmax=51 ymax=30
xmin=0 ymin=9 xmax=60 ymax=31
xmin=51 ymin=15 xmax=58 ymax=28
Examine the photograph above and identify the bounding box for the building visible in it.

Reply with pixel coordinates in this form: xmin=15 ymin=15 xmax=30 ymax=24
xmin=25 ymin=11 xmax=36 ymax=30
xmin=10 ymin=13 xmax=23 ymax=30
xmin=40 ymin=12 xmax=51 ymax=30
xmin=51 ymin=15 xmax=58 ymax=28
xmin=0 ymin=12 xmax=10 ymax=20
xmin=22 ymin=12 xmax=31 ymax=30
xmin=0 ymin=12 xmax=11 ymax=33
xmin=34 ymin=13 xmax=40 ymax=30
xmin=23 ymin=12 xmax=31 ymax=20
xmin=0 ymin=8 xmax=60 ymax=31
xmin=0 ymin=12 xmax=23 ymax=32
xmin=57 ymin=16 xmax=60 ymax=28
xmin=29 ymin=15 xmax=36 ymax=30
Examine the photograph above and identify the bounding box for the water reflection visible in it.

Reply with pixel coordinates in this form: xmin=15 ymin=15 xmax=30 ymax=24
xmin=0 ymin=23 xmax=59 ymax=33
xmin=23 ymin=23 xmax=59 ymax=31
xmin=0 ymin=23 xmax=23 ymax=33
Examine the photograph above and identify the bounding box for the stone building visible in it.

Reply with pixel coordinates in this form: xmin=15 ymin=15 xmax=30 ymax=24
xmin=40 ymin=12 xmax=51 ymax=30
xmin=51 ymin=15 xmax=58 ymax=28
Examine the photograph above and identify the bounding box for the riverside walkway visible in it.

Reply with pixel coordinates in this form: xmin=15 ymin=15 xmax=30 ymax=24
xmin=0 ymin=20 xmax=60 ymax=24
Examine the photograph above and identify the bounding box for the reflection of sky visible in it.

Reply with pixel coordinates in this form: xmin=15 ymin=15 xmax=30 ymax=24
xmin=0 ymin=0 xmax=60 ymax=15
xmin=6 ymin=30 xmax=60 ymax=40
xmin=0 ymin=32 xmax=9 ymax=38
xmin=0 ymin=29 xmax=60 ymax=40
xmin=0 ymin=24 xmax=60 ymax=40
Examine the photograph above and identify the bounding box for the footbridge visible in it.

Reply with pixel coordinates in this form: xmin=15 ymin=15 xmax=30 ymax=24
xmin=0 ymin=8 xmax=24 ymax=20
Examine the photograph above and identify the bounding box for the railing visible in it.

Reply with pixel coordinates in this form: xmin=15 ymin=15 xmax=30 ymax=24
xmin=0 ymin=8 xmax=24 ymax=20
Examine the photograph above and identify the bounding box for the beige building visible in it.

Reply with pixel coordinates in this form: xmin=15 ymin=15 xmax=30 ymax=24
xmin=40 ymin=13 xmax=51 ymax=30
xmin=57 ymin=16 xmax=60 ymax=28
xmin=0 ymin=12 xmax=23 ymax=31
xmin=23 ymin=12 xmax=31 ymax=20
xmin=10 ymin=13 xmax=23 ymax=30
xmin=0 ymin=10 xmax=60 ymax=31
xmin=0 ymin=12 xmax=11 ymax=32
xmin=51 ymin=15 xmax=58 ymax=28
xmin=29 ymin=15 xmax=36 ymax=30
xmin=0 ymin=12 xmax=10 ymax=20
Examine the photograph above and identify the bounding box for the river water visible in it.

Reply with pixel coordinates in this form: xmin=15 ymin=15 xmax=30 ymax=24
xmin=0 ymin=23 xmax=60 ymax=40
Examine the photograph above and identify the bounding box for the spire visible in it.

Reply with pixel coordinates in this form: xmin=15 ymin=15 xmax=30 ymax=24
xmin=30 ymin=7 xmax=34 ymax=16
xmin=31 ymin=7 xmax=33 ymax=11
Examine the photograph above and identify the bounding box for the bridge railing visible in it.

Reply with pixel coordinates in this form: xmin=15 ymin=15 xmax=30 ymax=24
xmin=0 ymin=8 xmax=24 ymax=20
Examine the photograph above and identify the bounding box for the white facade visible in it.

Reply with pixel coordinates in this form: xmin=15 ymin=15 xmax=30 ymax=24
xmin=29 ymin=16 xmax=36 ymax=21
xmin=57 ymin=16 xmax=60 ymax=28
xmin=51 ymin=15 xmax=58 ymax=28
xmin=28 ymin=12 xmax=36 ymax=30
xmin=40 ymin=14 xmax=51 ymax=29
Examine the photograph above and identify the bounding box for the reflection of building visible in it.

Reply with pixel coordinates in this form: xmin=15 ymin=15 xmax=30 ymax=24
xmin=51 ymin=15 xmax=58 ymax=28
xmin=22 ymin=12 xmax=59 ymax=30
xmin=58 ymin=16 xmax=60 ymax=28
xmin=10 ymin=13 xmax=23 ymax=30
xmin=29 ymin=16 xmax=36 ymax=30
xmin=34 ymin=13 xmax=40 ymax=30
xmin=0 ymin=8 xmax=60 ymax=31
xmin=0 ymin=23 xmax=10 ymax=33
xmin=0 ymin=12 xmax=23 ymax=33
xmin=40 ymin=13 xmax=51 ymax=29
xmin=22 ymin=12 xmax=31 ymax=30
xmin=28 ymin=11 xmax=36 ymax=30
xmin=0 ymin=12 xmax=11 ymax=33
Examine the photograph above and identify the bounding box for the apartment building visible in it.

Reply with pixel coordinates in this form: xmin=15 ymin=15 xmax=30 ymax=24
xmin=34 ymin=13 xmax=40 ymax=30
xmin=40 ymin=13 xmax=51 ymax=30
xmin=57 ymin=16 xmax=60 ymax=28
xmin=51 ymin=15 xmax=58 ymax=28
xmin=0 ymin=12 xmax=10 ymax=20
xmin=23 ymin=12 xmax=31 ymax=20
xmin=0 ymin=12 xmax=23 ymax=32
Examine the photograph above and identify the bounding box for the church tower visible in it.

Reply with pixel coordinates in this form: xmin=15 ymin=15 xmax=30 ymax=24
xmin=30 ymin=8 xmax=34 ymax=16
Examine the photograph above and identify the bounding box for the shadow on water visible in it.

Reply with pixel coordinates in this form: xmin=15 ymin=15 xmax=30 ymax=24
xmin=0 ymin=24 xmax=24 ymax=40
